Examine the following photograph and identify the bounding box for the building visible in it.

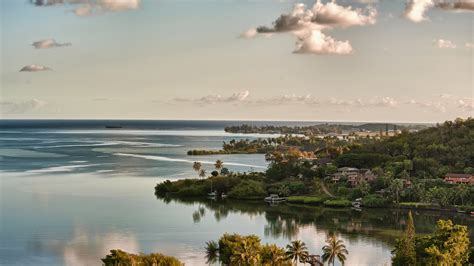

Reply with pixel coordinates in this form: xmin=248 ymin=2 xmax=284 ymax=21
xmin=444 ymin=173 xmax=474 ymax=185
xmin=330 ymin=167 xmax=377 ymax=186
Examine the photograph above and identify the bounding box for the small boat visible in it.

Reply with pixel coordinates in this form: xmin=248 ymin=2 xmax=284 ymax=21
xmin=208 ymin=191 xmax=217 ymax=198
xmin=264 ymin=194 xmax=286 ymax=203
xmin=221 ymin=193 xmax=227 ymax=199
xmin=351 ymin=198 xmax=362 ymax=208
xmin=470 ymin=212 xmax=474 ymax=216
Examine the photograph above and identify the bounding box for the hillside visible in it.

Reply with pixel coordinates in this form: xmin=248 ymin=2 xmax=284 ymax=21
xmin=336 ymin=118 xmax=474 ymax=178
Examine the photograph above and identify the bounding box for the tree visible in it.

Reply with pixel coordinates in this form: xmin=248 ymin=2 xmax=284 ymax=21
xmin=392 ymin=211 xmax=416 ymax=265
xmin=220 ymin=167 xmax=230 ymax=176
xmin=322 ymin=234 xmax=348 ymax=266
xmin=286 ymin=240 xmax=309 ymax=265
xmin=389 ymin=179 xmax=404 ymax=205
xmin=230 ymin=238 xmax=261 ymax=265
xmin=205 ymin=241 xmax=219 ymax=265
xmin=215 ymin=160 xmax=224 ymax=173
xmin=261 ymin=244 xmax=290 ymax=266
xmin=455 ymin=184 xmax=469 ymax=205
xmin=199 ymin=169 xmax=207 ymax=179
xmin=423 ymin=220 xmax=470 ymax=265
xmin=193 ymin=161 xmax=202 ymax=177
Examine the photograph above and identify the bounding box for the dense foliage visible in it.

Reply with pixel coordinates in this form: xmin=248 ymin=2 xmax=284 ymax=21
xmin=224 ymin=123 xmax=424 ymax=135
xmin=339 ymin=118 xmax=474 ymax=178
xmin=101 ymin=250 xmax=183 ymax=266
xmin=392 ymin=216 xmax=471 ymax=265
xmin=205 ymin=233 xmax=328 ymax=266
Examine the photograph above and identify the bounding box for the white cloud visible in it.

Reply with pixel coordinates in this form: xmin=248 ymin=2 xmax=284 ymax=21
xmin=404 ymin=0 xmax=474 ymax=22
xmin=294 ymin=30 xmax=353 ymax=55
xmin=31 ymin=0 xmax=140 ymax=16
xmin=248 ymin=0 xmax=376 ymax=55
xmin=256 ymin=0 xmax=377 ymax=33
xmin=404 ymin=0 xmax=434 ymax=22
xmin=19 ymin=64 xmax=52 ymax=72
xmin=458 ymin=98 xmax=474 ymax=111
xmin=437 ymin=0 xmax=474 ymax=12
xmin=434 ymin=39 xmax=457 ymax=48
xmin=0 ymin=99 xmax=48 ymax=114
xmin=32 ymin=39 xmax=71 ymax=49
xmin=173 ymin=91 xmax=250 ymax=105
xmin=240 ymin=28 xmax=258 ymax=39
xmin=311 ymin=0 xmax=377 ymax=28
xmin=465 ymin=42 xmax=474 ymax=49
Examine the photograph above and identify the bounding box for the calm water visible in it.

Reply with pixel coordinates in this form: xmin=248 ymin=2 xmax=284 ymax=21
xmin=1 ymin=120 xmax=473 ymax=266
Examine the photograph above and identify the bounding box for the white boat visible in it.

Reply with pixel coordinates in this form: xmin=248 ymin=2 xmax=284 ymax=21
xmin=208 ymin=191 xmax=217 ymax=198
xmin=264 ymin=194 xmax=286 ymax=202
xmin=351 ymin=198 xmax=362 ymax=208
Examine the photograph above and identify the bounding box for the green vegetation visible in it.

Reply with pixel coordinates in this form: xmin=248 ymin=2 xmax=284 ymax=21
xmin=205 ymin=233 xmax=331 ymax=266
xmin=323 ymin=199 xmax=351 ymax=208
xmin=159 ymin=118 xmax=474 ymax=212
xmin=392 ymin=213 xmax=471 ymax=265
xmin=224 ymin=123 xmax=425 ymax=135
xmin=322 ymin=234 xmax=349 ymax=265
xmin=101 ymin=249 xmax=183 ymax=266
xmin=287 ymin=196 xmax=326 ymax=205
xmin=339 ymin=118 xmax=474 ymax=178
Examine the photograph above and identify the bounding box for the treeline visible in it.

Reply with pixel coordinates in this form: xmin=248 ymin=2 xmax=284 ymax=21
xmin=224 ymin=123 xmax=426 ymax=135
xmin=337 ymin=118 xmax=474 ymax=178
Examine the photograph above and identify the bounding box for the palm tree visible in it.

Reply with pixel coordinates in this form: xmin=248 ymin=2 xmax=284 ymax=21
xmin=286 ymin=240 xmax=309 ymax=265
xmin=204 ymin=240 xmax=219 ymax=265
xmin=390 ymin=179 xmax=404 ymax=205
xmin=230 ymin=239 xmax=261 ymax=265
xmin=322 ymin=234 xmax=348 ymax=266
xmin=193 ymin=161 xmax=202 ymax=177
xmin=199 ymin=169 xmax=207 ymax=179
xmin=262 ymin=244 xmax=288 ymax=266
xmin=214 ymin=160 xmax=223 ymax=173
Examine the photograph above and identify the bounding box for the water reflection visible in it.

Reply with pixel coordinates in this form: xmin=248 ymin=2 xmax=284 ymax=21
xmin=27 ymin=226 xmax=139 ymax=266
xmin=159 ymin=196 xmax=474 ymax=245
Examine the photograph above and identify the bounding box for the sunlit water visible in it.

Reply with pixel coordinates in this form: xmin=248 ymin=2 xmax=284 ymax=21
xmin=1 ymin=122 xmax=473 ymax=265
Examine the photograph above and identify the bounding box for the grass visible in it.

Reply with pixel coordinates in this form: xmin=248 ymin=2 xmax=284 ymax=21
xmin=323 ymin=199 xmax=352 ymax=208
xmin=286 ymin=196 xmax=326 ymax=205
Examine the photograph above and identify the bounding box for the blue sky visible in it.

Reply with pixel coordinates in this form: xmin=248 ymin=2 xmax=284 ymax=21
xmin=1 ymin=0 xmax=472 ymax=122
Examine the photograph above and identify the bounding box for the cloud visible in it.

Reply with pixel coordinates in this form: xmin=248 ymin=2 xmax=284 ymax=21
xmin=294 ymin=30 xmax=353 ymax=55
xmin=19 ymin=64 xmax=52 ymax=72
xmin=466 ymin=43 xmax=474 ymax=49
xmin=436 ymin=0 xmax=474 ymax=12
xmin=404 ymin=0 xmax=434 ymax=22
xmin=173 ymin=91 xmax=250 ymax=105
xmin=457 ymin=98 xmax=474 ymax=111
xmin=0 ymin=99 xmax=48 ymax=114
xmin=256 ymin=1 xmax=377 ymax=33
xmin=30 ymin=0 xmax=140 ymax=16
xmin=434 ymin=39 xmax=457 ymax=48
xmin=240 ymin=28 xmax=258 ymax=39
xmin=249 ymin=0 xmax=376 ymax=55
xmin=404 ymin=0 xmax=474 ymax=22
xmin=32 ymin=39 xmax=71 ymax=49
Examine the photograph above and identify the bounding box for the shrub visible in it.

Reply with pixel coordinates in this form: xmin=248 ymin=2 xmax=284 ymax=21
xmin=323 ymin=199 xmax=351 ymax=207
xmin=362 ymin=194 xmax=388 ymax=208
xmin=177 ymin=186 xmax=205 ymax=197
xmin=228 ymin=180 xmax=266 ymax=200
xmin=336 ymin=187 xmax=349 ymax=196
xmin=102 ymin=249 xmax=183 ymax=266
xmin=287 ymin=196 xmax=325 ymax=205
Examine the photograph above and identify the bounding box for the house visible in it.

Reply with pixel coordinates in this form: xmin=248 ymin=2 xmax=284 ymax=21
xmin=330 ymin=167 xmax=377 ymax=186
xmin=444 ymin=173 xmax=474 ymax=185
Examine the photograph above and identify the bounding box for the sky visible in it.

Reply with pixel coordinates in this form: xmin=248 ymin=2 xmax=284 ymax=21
xmin=0 ymin=0 xmax=473 ymax=122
